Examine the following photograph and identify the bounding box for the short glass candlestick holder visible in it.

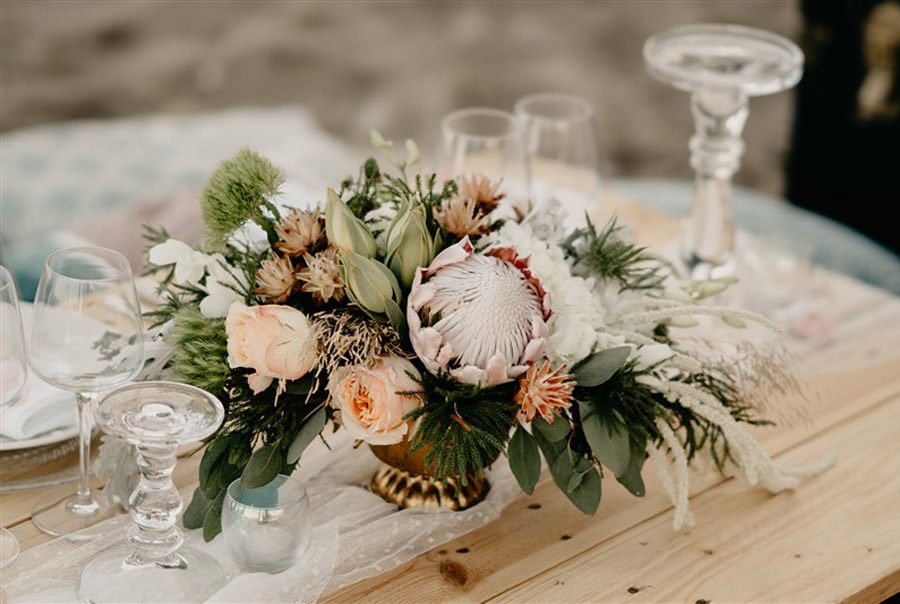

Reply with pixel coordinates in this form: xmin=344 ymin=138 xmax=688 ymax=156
xmin=78 ymin=381 xmax=226 ymax=603
xmin=222 ymin=474 xmax=311 ymax=574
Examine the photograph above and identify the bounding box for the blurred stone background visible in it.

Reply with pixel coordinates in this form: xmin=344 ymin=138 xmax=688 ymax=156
xmin=0 ymin=0 xmax=800 ymax=196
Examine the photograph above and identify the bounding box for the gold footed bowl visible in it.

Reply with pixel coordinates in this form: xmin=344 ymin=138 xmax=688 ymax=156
xmin=368 ymin=438 xmax=490 ymax=511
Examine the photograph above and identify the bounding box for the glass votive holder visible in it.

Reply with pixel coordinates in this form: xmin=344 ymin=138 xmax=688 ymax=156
xmin=222 ymin=474 xmax=311 ymax=574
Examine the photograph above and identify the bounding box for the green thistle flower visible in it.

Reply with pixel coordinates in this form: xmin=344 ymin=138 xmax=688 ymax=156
xmin=201 ymin=148 xmax=284 ymax=250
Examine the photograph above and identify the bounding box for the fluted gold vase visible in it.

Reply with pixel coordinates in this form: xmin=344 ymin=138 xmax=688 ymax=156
xmin=368 ymin=439 xmax=489 ymax=511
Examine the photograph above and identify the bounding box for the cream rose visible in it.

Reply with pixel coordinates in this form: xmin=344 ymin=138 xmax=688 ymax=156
xmin=226 ymin=302 xmax=318 ymax=394
xmin=328 ymin=356 xmax=423 ymax=445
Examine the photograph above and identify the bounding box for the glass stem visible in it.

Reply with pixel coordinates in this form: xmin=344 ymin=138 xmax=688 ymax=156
xmin=74 ymin=392 xmax=96 ymax=506
xmin=684 ymin=88 xmax=749 ymax=278
xmin=127 ymin=442 xmax=185 ymax=569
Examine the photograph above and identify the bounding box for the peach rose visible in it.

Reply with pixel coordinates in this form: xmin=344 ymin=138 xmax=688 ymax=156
xmin=226 ymin=302 xmax=318 ymax=394
xmin=328 ymin=356 xmax=424 ymax=445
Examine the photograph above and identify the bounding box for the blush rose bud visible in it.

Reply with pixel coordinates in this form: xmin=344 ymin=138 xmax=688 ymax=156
xmin=385 ymin=202 xmax=434 ymax=288
xmin=325 ymin=187 xmax=377 ymax=258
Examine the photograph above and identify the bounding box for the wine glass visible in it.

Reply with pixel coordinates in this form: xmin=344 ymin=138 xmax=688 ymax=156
xmin=28 ymin=246 xmax=144 ymax=537
xmin=514 ymin=93 xmax=602 ymax=220
xmin=644 ymin=24 xmax=803 ymax=280
xmin=0 ymin=266 xmax=26 ymax=567
xmin=440 ymin=107 xmax=531 ymax=218
xmin=79 ymin=381 xmax=226 ymax=603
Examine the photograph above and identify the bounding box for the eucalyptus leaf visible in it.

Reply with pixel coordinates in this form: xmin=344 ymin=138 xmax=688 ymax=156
xmin=199 ymin=436 xmax=232 ymax=498
xmin=508 ymin=425 xmax=541 ymax=495
xmin=183 ymin=487 xmax=212 ymax=529
xmin=550 ymin=451 xmax=602 ymax=515
xmin=532 ymin=416 xmax=569 ymax=442
xmin=580 ymin=403 xmax=631 ymax=477
xmin=572 ymin=346 xmax=632 ymax=387
xmin=532 ymin=427 xmax=567 ymax=468
xmin=616 ymin=450 xmax=646 ymax=497
xmin=566 ymin=472 xmax=584 ymax=493
xmin=240 ymin=445 xmax=283 ymax=488
xmin=287 ymin=408 xmax=327 ymax=464
xmin=202 ymin=491 xmax=225 ymax=542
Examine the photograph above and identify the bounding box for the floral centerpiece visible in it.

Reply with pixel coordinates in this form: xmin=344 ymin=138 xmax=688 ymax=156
xmin=144 ymin=136 xmax=818 ymax=541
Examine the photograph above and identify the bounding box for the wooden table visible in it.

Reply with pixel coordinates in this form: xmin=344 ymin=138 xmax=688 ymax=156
xmin=3 ymin=200 xmax=900 ymax=602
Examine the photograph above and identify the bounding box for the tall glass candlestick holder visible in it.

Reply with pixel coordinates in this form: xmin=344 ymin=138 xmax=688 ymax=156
xmin=644 ymin=24 xmax=803 ymax=279
xmin=79 ymin=381 xmax=227 ymax=603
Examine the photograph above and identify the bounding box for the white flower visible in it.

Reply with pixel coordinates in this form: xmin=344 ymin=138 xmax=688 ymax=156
xmin=148 ymin=239 xmax=212 ymax=285
xmin=491 ymin=220 xmax=607 ymax=366
xmin=200 ymin=255 xmax=251 ymax=318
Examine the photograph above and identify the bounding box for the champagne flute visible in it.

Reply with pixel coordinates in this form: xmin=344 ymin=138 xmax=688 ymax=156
xmin=0 ymin=266 xmax=26 ymax=566
xmin=28 ymin=247 xmax=144 ymax=537
xmin=440 ymin=107 xmax=531 ymax=218
xmin=514 ymin=93 xmax=602 ymax=219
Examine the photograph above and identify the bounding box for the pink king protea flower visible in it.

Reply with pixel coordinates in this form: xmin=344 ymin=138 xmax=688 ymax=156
xmin=407 ymin=237 xmax=551 ymax=386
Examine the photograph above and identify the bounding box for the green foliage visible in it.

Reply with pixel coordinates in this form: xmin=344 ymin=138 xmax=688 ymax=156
xmin=406 ymin=372 xmax=518 ymax=485
xmin=339 ymin=157 xmax=383 ymax=218
xmin=579 ymin=402 xmax=630 ymax=477
xmin=200 ymin=148 xmax=284 ymax=250
xmin=508 ymin=424 xmax=541 ymax=495
xmin=169 ymin=307 xmax=230 ymax=396
xmin=533 ymin=428 xmax=602 ymax=515
xmin=565 ymin=217 xmax=664 ymax=291
xmin=241 ymin=445 xmax=283 ymax=488
xmin=571 ymin=346 xmax=632 ymax=387
xmin=532 ymin=415 xmax=570 ymax=442
xmin=286 ymin=407 xmax=327 ymax=463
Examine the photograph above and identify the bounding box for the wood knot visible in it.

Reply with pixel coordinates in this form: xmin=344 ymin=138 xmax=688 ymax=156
xmin=439 ymin=560 xmax=468 ymax=586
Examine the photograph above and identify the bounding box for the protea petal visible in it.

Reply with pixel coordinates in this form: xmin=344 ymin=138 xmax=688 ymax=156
xmin=408 ymin=238 xmax=550 ymax=386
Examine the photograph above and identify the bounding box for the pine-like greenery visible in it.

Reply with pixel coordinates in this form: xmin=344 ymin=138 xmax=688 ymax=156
xmin=565 ymin=217 xmax=665 ymax=291
xmin=169 ymin=306 xmax=230 ymax=396
xmin=200 ymin=148 xmax=284 ymax=250
xmin=406 ymin=372 xmax=518 ymax=485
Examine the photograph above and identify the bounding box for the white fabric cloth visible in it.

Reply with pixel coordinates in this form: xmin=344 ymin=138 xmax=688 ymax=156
xmin=2 ymin=429 xmax=521 ymax=602
xmin=0 ymin=370 xmax=74 ymax=440
xmin=0 ymin=303 xmax=76 ymax=441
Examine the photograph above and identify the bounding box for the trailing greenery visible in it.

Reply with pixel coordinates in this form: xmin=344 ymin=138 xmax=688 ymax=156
xmin=666 ymin=371 xmax=772 ymax=471
xmin=200 ymin=148 xmax=284 ymax=249
xmin=564 ymin=217 xmax=665 ymax=291
xmin=406 ymin=372 xmax=517 ymax=485
xmin=509 ymin=348 xmax=772 ymax=517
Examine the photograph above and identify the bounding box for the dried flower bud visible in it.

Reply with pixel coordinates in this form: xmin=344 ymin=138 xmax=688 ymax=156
xmin=458 ymin=174 xmax=505 ymax=214
xmin=297 ymin=246 xmax=345 ymax=304
xmin=255 ymin=253 xmax=297 ymax=303
xmin=275 ymin=208 xmax=325 ymax=256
